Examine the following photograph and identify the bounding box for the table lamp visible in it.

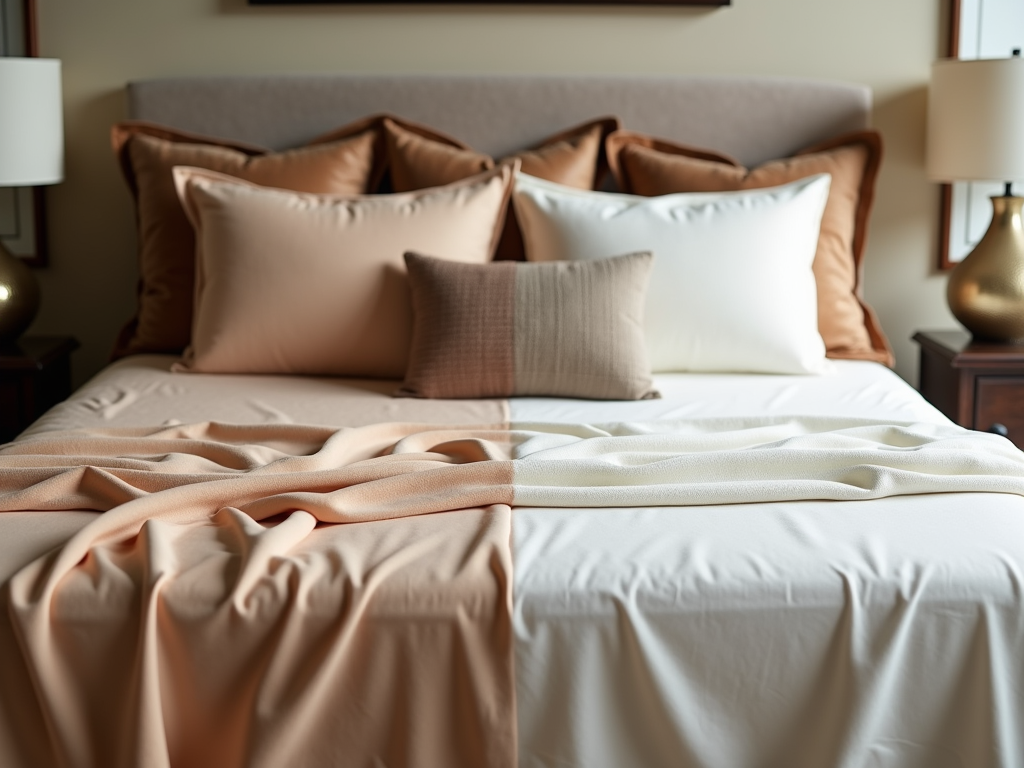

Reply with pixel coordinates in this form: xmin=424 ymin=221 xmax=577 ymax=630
xmin=928 ymin=51 xmax=1024 ymax=341
xmin=0 ymin=57 xmax=63 ymax=344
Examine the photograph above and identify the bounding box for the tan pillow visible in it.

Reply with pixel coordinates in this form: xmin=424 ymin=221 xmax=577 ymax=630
xmin=383 ymin=118 xmax=494 ymax=191
xmin=384 ymin=116 xmax=619 ymax=192
xmin=399 ymin=251 xmax=659 ymax=400
xmin=606 ymin=129 xmax=893 ymax=366
xmin=384 ymin=116 xmax=620 ymax=261
xmin=111 ymin=118 xmax=387 ymax=359
xmin=172 ymin=164 xmax=515 ymax=378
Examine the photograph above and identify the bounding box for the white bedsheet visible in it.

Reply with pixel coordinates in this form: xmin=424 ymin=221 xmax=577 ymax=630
xmin=512 ymin=495 xmax=1024 ymax=768
xmin=8 ymin=357 xmax=1024 ymax=767
xmin=510 ymin=360 xmax=947 ymax=425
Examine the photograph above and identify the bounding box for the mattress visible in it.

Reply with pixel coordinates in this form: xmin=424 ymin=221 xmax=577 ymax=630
xmin=4 ymin=357 xmax=1024 ymax=767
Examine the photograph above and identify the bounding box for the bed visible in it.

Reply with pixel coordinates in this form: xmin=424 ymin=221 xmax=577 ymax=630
xmin=2 ymin=74 xmax=1024 ymax=768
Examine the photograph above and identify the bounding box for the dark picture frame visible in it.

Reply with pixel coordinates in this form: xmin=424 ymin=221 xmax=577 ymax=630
xmin=938 ymin=0 xmax=1024 ymax=270
xmin=0 ymin=0 xmax=47 ymax=268
xmin=251 ymin=0 xmax=728 ymax=5
xmin=938 ymin=0 xmax=960 ymax=271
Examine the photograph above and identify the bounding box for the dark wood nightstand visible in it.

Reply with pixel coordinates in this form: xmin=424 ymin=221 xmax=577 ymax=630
xmin=914 ymin=329 xmax=1024 ymax=449
xmin=0 ymin=336 xmax=78 ymax=443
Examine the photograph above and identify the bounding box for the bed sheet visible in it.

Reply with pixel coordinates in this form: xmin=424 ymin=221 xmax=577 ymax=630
xmin=4 ymin=357 xmax=1023 ymax=768
xmin=23 ymin=356 xmax=941 ymax=435
xmin=22 ymin=354 xmax=509 ymax=435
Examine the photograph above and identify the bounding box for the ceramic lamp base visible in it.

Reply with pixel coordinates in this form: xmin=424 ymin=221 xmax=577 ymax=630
xmin=0 ymin=240 xmax=40 ymax=343
xmin=948 ymin=194 xmax=1024 ymax=342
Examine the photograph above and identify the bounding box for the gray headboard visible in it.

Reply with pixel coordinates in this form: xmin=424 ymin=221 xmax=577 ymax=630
xmin=127 ymin=74 xmax=870 ymax=167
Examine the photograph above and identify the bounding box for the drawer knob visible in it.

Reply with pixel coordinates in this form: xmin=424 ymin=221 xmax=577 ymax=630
xmin=988 ymin=423 xmax=1010 ymax=437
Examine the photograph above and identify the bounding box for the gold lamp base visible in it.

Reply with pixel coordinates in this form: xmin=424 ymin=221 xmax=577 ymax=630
xmin=948 ymin=194 xmax=1024 ymax=342
xmin=0 ymin=240 xmax=40 ymax=344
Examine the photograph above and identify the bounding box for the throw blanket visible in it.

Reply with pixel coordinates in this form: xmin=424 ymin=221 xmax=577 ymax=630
xmin=1 ymin=417 xmax=1022 ymax=768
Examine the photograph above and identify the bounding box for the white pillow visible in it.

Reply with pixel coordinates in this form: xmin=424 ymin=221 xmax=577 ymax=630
xmin=512 ymin=172 xmax=831 ymax=374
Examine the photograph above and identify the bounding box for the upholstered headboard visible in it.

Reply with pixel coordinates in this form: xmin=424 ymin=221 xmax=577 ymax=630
xmin=127 ymin=74 xmax=870 ymax=166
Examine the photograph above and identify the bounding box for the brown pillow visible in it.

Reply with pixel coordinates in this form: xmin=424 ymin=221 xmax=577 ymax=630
xmin=173 ymin=164 xmax=514 ymax=378
xmin=606 ymin=129 xmax=893 ymax=366
xmin=384 ymin=116 xmax=620 ymax=261
xmin=399 ymin=251 xmax=659 ymax=400
xmin=111 ymin=118 xmax=388 ymax=359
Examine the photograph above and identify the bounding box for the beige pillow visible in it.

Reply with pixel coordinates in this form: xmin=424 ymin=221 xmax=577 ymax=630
xmin=605 ymin=129 xmax=893 ymax=366
xmin=172 ymin=164 xmax=515 ymax=378
xmin=111 ymin=118 xmax=388 ymax=359
xmin=399 ymin=251 xmax=659 ymax=400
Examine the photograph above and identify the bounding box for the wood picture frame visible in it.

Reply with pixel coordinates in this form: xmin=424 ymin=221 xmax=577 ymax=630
xmin=250 ymin=0 xmax=728 ymax=5
xmin=939 ymin=0 xmax=1024 ymax=270
xmin=937 ymin=0 xmax=959 ymax=271
xmin=0 ymin=0 xmax=47 ymax=268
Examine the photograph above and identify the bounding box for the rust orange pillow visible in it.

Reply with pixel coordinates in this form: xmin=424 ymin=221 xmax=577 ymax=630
xmin=383 ymin=116 xmax=620 ymax=261
xmin=111 ymin=118 xmax=388 ymax=359
xmin=606 ymin=129 xmax=892 ymax=366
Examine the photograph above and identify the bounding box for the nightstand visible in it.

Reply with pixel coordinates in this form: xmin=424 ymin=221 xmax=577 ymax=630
xmin=0 ymin=335 xmax=78 ymax=443
xmin=914 ymin=330 xmax=1024 ymax=449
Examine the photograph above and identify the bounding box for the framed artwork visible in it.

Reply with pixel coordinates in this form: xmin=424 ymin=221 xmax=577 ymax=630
xmin=940 ymin=0 xmax=1024 ymax=269
xmin=0 ymin=0 xmax=46 ymax=268
xmin=250 ymin=0 xmax=727 ymax=5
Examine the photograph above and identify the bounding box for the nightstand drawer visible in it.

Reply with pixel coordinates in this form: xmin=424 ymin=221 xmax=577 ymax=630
xmin=914 ymin=331 xmax=1024 ymax=450
xmin=0 ymin=336 xmax=78 ymax=443
xmin=975 ymin=376 xmax=1024 ymax=448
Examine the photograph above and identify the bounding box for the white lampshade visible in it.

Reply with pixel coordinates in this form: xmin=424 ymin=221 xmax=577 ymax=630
xmin=928 ymin=56 xmax=1024 ymax=183
xmin=0 ymin=58 xmax=63 ymax=186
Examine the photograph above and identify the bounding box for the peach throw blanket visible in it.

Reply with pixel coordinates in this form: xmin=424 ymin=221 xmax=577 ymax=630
xmin=0 ymin=421 xmax=517 ymax=768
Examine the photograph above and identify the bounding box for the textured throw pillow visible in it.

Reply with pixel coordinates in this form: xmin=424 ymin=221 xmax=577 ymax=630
xmin=605 ymin=129 xmax=892 ymax=366
xmin=399 ymin=251 xmax=658 ymax=400
xmin=513 ymin=172 xmax=831 ymax=375
xmin=111 ymin=118 xmax=388 ymax=358
xmin=173 ymin=164 xmax=515 ymax=378
xmin=384 ymin=116 xmax=619 ymax=261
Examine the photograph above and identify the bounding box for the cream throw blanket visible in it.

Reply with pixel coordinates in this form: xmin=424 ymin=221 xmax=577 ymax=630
xmin=509 ymin=416 xmax=1024 ymax=505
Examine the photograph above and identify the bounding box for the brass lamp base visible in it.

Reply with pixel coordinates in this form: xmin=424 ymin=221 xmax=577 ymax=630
xmin=0 ymin=240 xmax=40 ymax=343
xmin=948 ymin=194 xmax=1024 ymax=342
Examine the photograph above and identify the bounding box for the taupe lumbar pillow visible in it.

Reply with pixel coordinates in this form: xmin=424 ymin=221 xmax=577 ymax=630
xmin=399 ymin=251 xmax=659 ymax=400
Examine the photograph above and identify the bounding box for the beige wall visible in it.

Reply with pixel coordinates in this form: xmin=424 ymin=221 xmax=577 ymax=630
xmin=34 ymin=0 xmax=951 ymax=386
